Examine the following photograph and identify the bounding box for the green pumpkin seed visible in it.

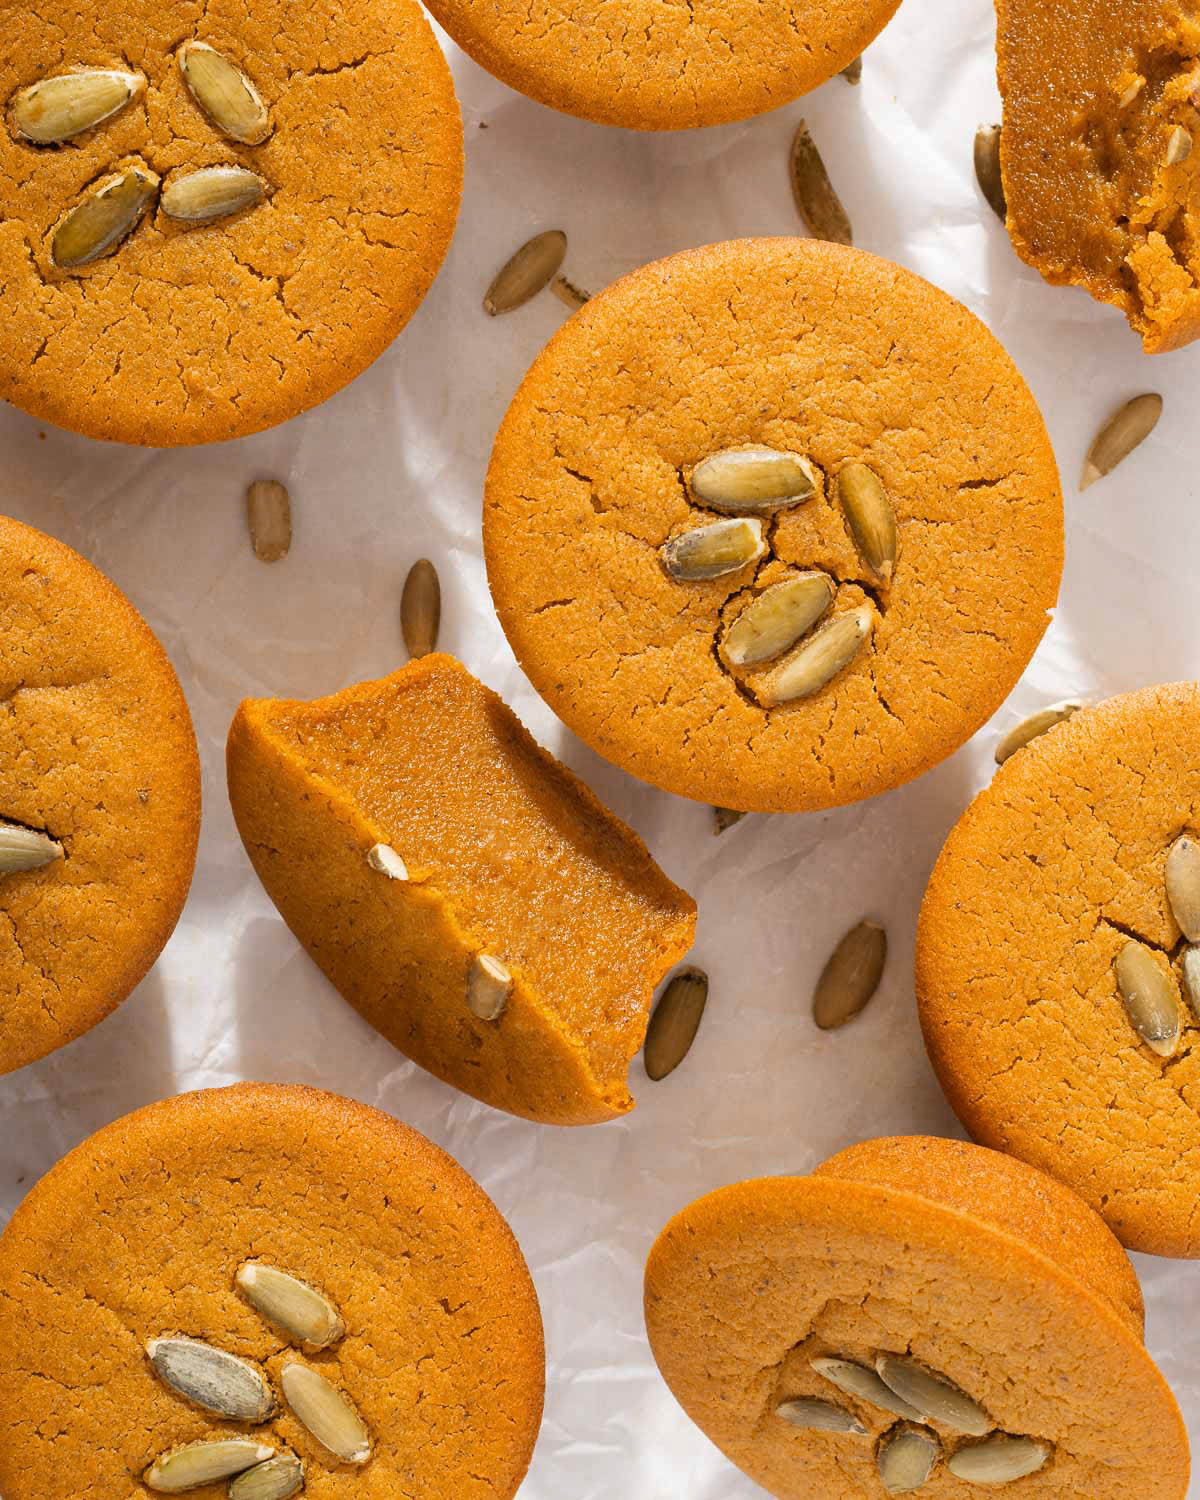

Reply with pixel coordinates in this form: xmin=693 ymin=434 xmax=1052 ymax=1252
xmin=0 ymin=821 xmax=63 ymax=874
xmin=661 ymin=518 xmax=765 ymax=581
xmin=775 ymin=1396 xmax=867 ymax=1435
xmin=144 ymin=1439 xmax=274 ymax=1493
xmin=51 ymin=163 xmax=159 ymax=269
xmin=838 ymin=462 xmax=897 ymax=583
xmin=721 ymin=572 xmax=835 ymax=667
xmin=875 ymin=1356 xmax=990 ymax=1435
xmin=179 ymin=41 xmax=270 ymax=145
xmin=974 ymin=124 xmax=1007 ymax=221
xmin=161 ymin=166 xmax=266 ymax=223
xmin=813 ymin=921 xmax=887 ymax=1031
xmin=877 ymin=1424 xmax=940 ymax=1493
xmin=690 ymin=447 xmax=817 ymax=513
xmin=9 ymin=68 xmax=143 ymax=144
xmin=644 ymin=967 xmax=708 ymax=1081
xmin=756 ymin=604 xmax=875 ymax=706
xmin=790 ymin=120 xmax=853 ymax=245
xmin=1166 ymin=834 xmax=1200 ymax=942
xmin=947 ymin=1434 xmax=1051 ymax=1484
xmin=1114 ymin=940 xmax=1182 ymax=1057
xmin=1081 ymin=394 xmax=1162 ymax=489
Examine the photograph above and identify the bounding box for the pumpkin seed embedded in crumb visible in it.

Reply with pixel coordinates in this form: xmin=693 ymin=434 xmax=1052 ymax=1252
xmin=229 ymin=1453 xmax=304 ymax=1500
xmin=161 ymin=165 xmax=267 ymax=224
xmin=947 ymin=1434 xmax=1051 ymax=1483
xmin=51 ymin=162 xmax=159 ymax=270
xmin=236 ymin=1261 xmax=346 ymax=1349
xmin=178 ymin=40 xmax=271 ymax=144
xmin=144 ymin=1438 xmax=275 ymax=1493
xmin=974 ymin=123 xmax=1007 ymax=221
xmin=813 ymin=920 xmax=887 ymax=1031
xmin=875 ymin=1355 xmax=990 ymax=1434
xmin=876 ymin=1423 xmax=941 ymax=1494
xmin=660 ymin=518 xmax=766 ymax=582
xmin=484 ymin=229 xmax=566 ymax=315
xmin=721 ymin=572 xmax=835 ymax=668
xmin=775 ymin=1396 xmax=867 ymax=1435
xmin=644 ymin=966 xmax=708 ymax=1080
xmin=401 ymin=558 xmax=441 ymax=657
xmin=1114 ymin=940 xmax=1182 ymax=1057
xmin=366 ymin=842 xmax=409 ymax=881
xmin=1165 ymin=833 xmax=1200 ymax=942
xmin=9 ymin=68 xmax=144 ymax=144
xmin=690 ymin=447 xmax=817 ymax=514
xmin=837 ymin=462 xmax=897 ymax=583
xmin=789 ymin=120 xmax=853 ymax=245
xmin=756 ymin=603 xmax=876 ymax=706
xmin=1080 ymin=393 xmax=1162 ymax=489
xmin=280 ymin=1361 xmax=372 ymax=1465
xmin=468 ymin=953 xmax=512 ymax=1020
xmin=146 ymin=1336 xmax=276 ymax=1421
xmin=0 ymin=820 xmax=63 ymax=874
xmin=246 ymin=479 xmax=291 ymax=562
xmin=1167 ymin=124 xmax=1193 ymax=165
xmin=811 ymin=1357 xmax=924 ymax=1422
xmin=993 ymin=699 xmax=1084 ymax=765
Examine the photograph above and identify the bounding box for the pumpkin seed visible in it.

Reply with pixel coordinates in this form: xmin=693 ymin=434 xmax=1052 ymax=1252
xmin=1080 ymin=393 xmax=1162 ymax=489
xmin=1114 ymin=940 xmax=1182 ymax=1057
xmin=401 ymin=558 xmax=440 ymax=658
xmin=1166 ymin=834 xmax=1200 ymax=941
xmin=229 ymin=1454 xmax=304 ymax=1500
xmin=875 ymin=1356 xmax=990 ymax=1435
xmin=790 ymin=120 xmax=853 ymax=245
xmin=9 ymin=68 xmax=144 ymax=144
xmin=644 ymin=967 xmax=708 ymax=1081
xmin=947 ymin=1434 xmax=1051 ymax=1484
xmin=1183 ymin=945 xmax=1200 ymax=1018
xmin=993 ymin=699 xmax=1084 ymax=765
xmin=144 ymin=1439 xmax=275 ymax=1492
xmin=1167 ymin=125 xmax=1193 ymax=165
xmin=246 ymin=479 xmax=291 ymax=562
xmin=366 ymin=843 xmax=408 ymax=881
xmin=236 ymin=1262 xmax=345 ymax=1350
xmin=468 ymin=953 xmax=511 ymax=1020
xmin=484 ymin=230 xmax=566 ymax=315
xmin=811 ymin=1357 xmax=924 ymax=1422
xmin=690 ymin=447 xmax=817 ymax=513
xmin=713 ymin=806 xmax=746 ymax=834
xmin=1119 ymin=76 xmax=1145 ymax=108
xmin=974 ymin=124 xmax=1007 ymax=220
xmin=0 ymin=821 xmax=63 ymax=874
xmin=161 ymin=165 xmax=266 ymax=223
xmin=179 ymin=41 xmax=270 ymax=144
xmin=838 ymin=463 xmax=897 ymax=583
xmin=840 ymin=56 xmax=863 ymax=85
xmin=756 ymin=604 xmax=875 ymax=706
xmin=661 ymin=518 xmax=765 ymax=581
xmin=146 ymin=1337 xmax=275 ymax=1422
xmin=775 ymin=1397 xmax=867 ymax=1436
xmin=552 ymin=273 xmax=591 ymax=310
xmin=721 ymin=572 xmax=834 ymax=668
xmin=51 ymin=162 xmax=159 ymax=269
xmin=877 ymin=1424 xmax=940 ymax=1494
xmin=813 ymin=920 xmax=887 ymax=1031
xmin=280 ymin=1361 xmax=371 ymax=1465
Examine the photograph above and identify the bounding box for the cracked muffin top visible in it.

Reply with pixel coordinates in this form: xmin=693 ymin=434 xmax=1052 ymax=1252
xmin=644 ymin=1136 xmax=1189 ymax=1500
xmin=0 ymin=515 xmax=200 ymax=1075
xmin=421 ymin=0 xmax=900 ymax=129
xmin=484 ymin=239 xmax=1064 ymax=815
xmin=917 ymin=684 xmax=1200 ymax=1259
xmin=0 ymin=1083 xmax=546 ymax=1499
xmin=0 ymin=0 xmax=462 ymax=445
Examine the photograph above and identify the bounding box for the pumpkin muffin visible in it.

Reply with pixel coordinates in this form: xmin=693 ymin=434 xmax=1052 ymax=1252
xmin=226 ymin=654 xmax=697 ymax=1126
xmin=421 ymin=0 xmax=900 ymax=130
xmin=0 ymin=0 xmax=462 ymax=445
xmin=917 ymin=683 xmax=1200 ymax=1259
xmin=0 ymin=1083 xmax=545 ymax=1499
xmin=484 ymin=239 xmax=1063 ymax=815
xmin=644 ymin=1135 xmax=1190 ymax=1500
xmin=0 ymin=515 xmax=200 ymax=1075
xmin=996 ymin=0 xmax=1200 ymax=352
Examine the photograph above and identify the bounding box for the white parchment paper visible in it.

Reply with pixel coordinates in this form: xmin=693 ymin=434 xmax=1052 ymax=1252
xmin=1 ymin=1 xmax=1198 ymax=1493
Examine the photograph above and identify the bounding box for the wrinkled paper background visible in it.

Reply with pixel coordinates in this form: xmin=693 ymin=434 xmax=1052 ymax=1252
xmin=1 ymin=1 xmax=1198 ymax=1494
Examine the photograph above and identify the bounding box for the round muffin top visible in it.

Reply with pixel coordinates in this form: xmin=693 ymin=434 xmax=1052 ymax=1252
xmin=917 ymin=683 xmax=1200 ymax=1259
xmin=644 ymin=1135 xmax=1189 ymax=1500
xmin=0 ymin=1084 xmax=546 ymax=1499
xmin=484 ymin=239 xmax=1063 ymax=814
xmin=0 ymin=516 xmax=200 ymax=1075
xmin=423 ymin=0 xmax=900 ymax=128
xmin=0 ymin=0 xmax=462 ymax=445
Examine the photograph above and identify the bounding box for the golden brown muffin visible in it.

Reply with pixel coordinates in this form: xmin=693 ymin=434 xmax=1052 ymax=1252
xmin=996 ymin=0 xmax=1200 ymax=352
xmin=484 ymin=239 xmax=1063 ymax=815
xmin=226 ymin=655 xmax=697 ymax=1126
xmin=0 ymin=0 xmax=462 ymax=445
xmin=917 ymin=683 xmax=1200 ymax=1259
xmin=0 ymin=1083 xmax=545 ymax=1499
xmin=422 ymin=0 xmax=900 ymax=129
xmin=0 ymin=515 xmax=200 ymax=1074
xmin=644 ymin=1135 xmax=1190 ymax=1500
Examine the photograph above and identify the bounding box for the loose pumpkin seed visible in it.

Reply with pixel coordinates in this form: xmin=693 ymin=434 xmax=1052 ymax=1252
xmin=1114 ymin=940 xmax=1182 ymax=1057
xmin=838 ymin=463 xmax=898 ymax=583
xmin=280 ymin=1362 xmax=371 ymax=1465
xmin=690 ymin=447 xmax=817 ymax=513
xmin=811 ymin=1357 xmax=924 ymax=1422
xmin=552 ymin=273 xmax=591 ymax=310
xmin=366 ymin=843 xmax=409 ymax=881
xmin=1080 ymin=393 xmax=1162 ymax=489
xmin=813 ymin=921 xmax=887 ymax=1031
xmin=877 ymin=1424 xmax=940 ymax=1494
xmin=1166 ymin=834 xmax=1200 ymax=941
xmin=974 ymin=124 xmax=1007 ymax=220
xmin=756 ymin=604 xmax=875 ymax=706
xmin=179 ymin=41 xmax=270 ymax=144
xmin=790 ymin=120 xmax=853 ymax=245
xmin=144 ymin=1439 xmax=275 ymax=1493
xmin=161 ymin=165 xmax=266 ymax=223
xmin=840 ymin=56 xmax=863 ymax=85
xmin=9 ymin=68 xmax=144 ymax=144
xmin=775 ymin=1396 xmax=867 ymax=1436
xmin=401 ymin=558 xmax=440 ymax=658
xmin=947 ymin=1434 xmax=1051 ymax=1484
xmin=721 ymin=572 xmax=835 ymax=667
xmin=644 ymin=967 xmax=708 ymax=1081
xmin=146 ymin=1337 xmax=275 ymax=1422
xmin=1167 ymin=125 xmax=1193 ymax=165
xmin=229 ymin=1454 xmax=304 ymax=1500
xmin=713 ymin=806 xmax=746 ymax=834
xmin=246 ymin=479 xmax=291 ymax=562
xmin=993 ymin=699 xmax=1084 ymax=765
xmin=875 ymin=1356 xmax=990 ymax=1435
xmin=51 ymin=162 xmax=159 ymax=269
xmin=468 ymin=953 xmax=512 ymax=1020
xmin=236 ymin=1262 xmax=345 ymax=1350
xmin=660 ymin=518 xmax=765 ymax=581
xmin=0 ymin=821 xmax=63 ymax=874
xmin=484 ymin=230 xmax=566 ymax=315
